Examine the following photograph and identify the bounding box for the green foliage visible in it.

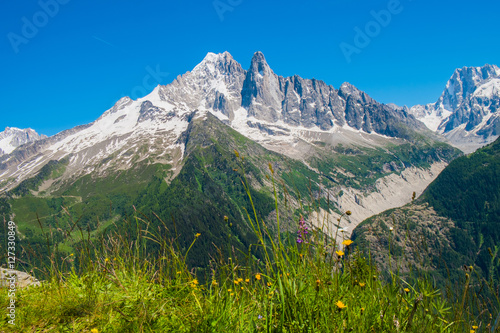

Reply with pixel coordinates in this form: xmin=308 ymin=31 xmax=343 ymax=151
xmin=312 ymin=141 xmax=460 ymax=191
xmin=0 ymin=197 xmax=11 ymax=219
xmin=10 ymin=158 xmax=69 ymax=196
xmin=421 ymin=137 xmax=500 ymax=279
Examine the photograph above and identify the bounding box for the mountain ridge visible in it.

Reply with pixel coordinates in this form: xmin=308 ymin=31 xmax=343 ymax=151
xmin=409 ymin=64 xmax=500 ymax=152
xmin=0 ymin=52 xmax=461 ymax=254
xmin=0 ymin=127 xmax=47 ymax=157
xmin=0 ymin=51 xmax=438 ymax=194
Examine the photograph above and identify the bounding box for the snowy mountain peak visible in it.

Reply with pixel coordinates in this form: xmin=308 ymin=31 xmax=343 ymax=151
xmin=192 ymin=51 xmax=239 ymax=75
xmin=0 ymin=127 xmax=46 ymax=156
xmin=438 ymin=64 xmax=500 ymax=112
xmin=410 ymin=64 xmax=500 ymax=152
xmin=0 ymin=51 xmax=435 ymax=193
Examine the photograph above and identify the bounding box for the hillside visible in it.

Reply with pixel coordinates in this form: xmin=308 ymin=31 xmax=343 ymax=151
xmin=353 ymin=137 xmax=500 ymax=286
xmin=0 ymin=52 xmax=461 ymax=275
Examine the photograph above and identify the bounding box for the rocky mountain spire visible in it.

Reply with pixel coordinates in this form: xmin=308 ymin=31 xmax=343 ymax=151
xmin=241 ymin=51 xmax=284 ymax=122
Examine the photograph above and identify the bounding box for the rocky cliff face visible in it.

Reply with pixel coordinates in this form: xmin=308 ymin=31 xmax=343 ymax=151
xmin=410 ymin=64 xmax=500 ymax=152
xmin=0 ymin=51 xmax=448 ymax=197
xmin=238 ymin=52 xmax=424 ymax=136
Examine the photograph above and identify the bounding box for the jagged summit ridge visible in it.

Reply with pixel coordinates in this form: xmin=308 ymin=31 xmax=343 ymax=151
xmin=0 ymin=51 xmax=433 ymax=192
xmin=409 ymin=64 xmax=500 ymax=152
xmin=439 ymin=64 xmax=500 ymax=111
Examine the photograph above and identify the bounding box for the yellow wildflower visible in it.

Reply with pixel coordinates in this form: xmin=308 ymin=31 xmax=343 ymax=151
xmin=234 ymin=280 xmax=240 ymax=285
xmin=359 ymin=282 xmax=366 ymax=287
xmin=267 ymin=282 xmax=272 ymax=287
xmin=336 ymin=300 xmax=347 ymax=309
xmin=255 ymin=274 xmax=261 ymax=281
xmin=245 ymin=278 xmax=250 ymax=283
xmin=342 ymin=239 xmax=353 ymax=246
xmin=191 ymin=279 xmax=199 ymax=285
xmin=472 ymin=326 xmax=479 ymax=329
xmin=228 ymin=289 xmax=232 ymax=292
xmin=336 ymin=250 xmax=345 ymax=257
xmin=404 ymin=288 xmax=410 ymax=293
xmin=195 ymin=233 xmax=201 ymax=238
xmin=70 ymin=253 xmax=74 ymax=256
xmin=212 ymin=280 xmax=218 ymax=286
xmin=91 ymin=329 xmax=99 ymax=333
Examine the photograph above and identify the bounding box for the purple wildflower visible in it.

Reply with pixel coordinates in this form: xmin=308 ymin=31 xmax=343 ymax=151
xmin=297 ymin=216 xmax=309 ymax=244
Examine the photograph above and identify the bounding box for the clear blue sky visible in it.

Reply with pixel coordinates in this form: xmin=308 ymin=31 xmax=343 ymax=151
xmin=1 ymin=0 xmax=499 ymax=136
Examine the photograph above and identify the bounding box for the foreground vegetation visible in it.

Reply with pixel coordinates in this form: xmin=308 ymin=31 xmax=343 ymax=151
xmin=0 ymin=154 xmax=497 ymax=332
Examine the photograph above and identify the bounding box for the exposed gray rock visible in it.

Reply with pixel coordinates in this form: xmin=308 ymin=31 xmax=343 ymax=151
xmin=410 ymin=64 xmax=500 ymax=151
xmin=241 ymin=51 xmax=284 ymax=122
xmin=0 ymin=268 xmax=41 ymax=288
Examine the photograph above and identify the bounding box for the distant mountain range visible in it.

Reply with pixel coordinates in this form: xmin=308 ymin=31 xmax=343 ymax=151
xmin=409 ymin=64 xmax=500 ymax=153
xmin=0 ymin=127 xmax=46 ymax=156
xmin=1 ymin=51 xmax=494 ymax=271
